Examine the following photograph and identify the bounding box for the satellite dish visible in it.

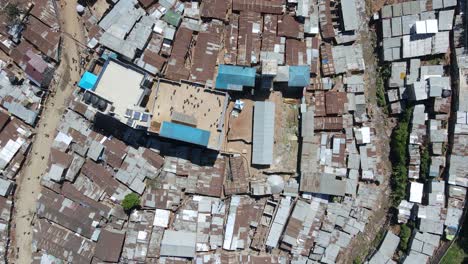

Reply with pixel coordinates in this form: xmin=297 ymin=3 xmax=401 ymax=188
xmin=267 ymin=175 xmax=285 ymax=194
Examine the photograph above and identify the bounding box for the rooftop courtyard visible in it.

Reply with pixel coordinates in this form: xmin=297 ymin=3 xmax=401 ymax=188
xmin=147 ymin=81 xmax=228 ymax=149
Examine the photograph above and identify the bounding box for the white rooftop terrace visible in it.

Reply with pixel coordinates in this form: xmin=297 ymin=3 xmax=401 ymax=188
xmin=93 ymin=60 xmax=146 ymax=120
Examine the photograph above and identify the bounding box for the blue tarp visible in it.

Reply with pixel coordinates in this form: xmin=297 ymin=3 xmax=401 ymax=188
xmin=159 ymin=121 xmax=210 ymax=147
xmin=78 ymin=71 xmax=98 ymax=90
xmin=215 ymin=65 xmax=256 ymax=90
xmin=288 ymin=65 xmax=310 ymax=87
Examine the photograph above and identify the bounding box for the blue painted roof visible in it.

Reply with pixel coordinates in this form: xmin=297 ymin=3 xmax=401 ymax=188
xmin=215 ymin=65 xmax=256 ymax=90
xmin=288 ymin=66 xmax=310 ymax=87
xmin=78 ymin=71 xmax=98 ymax=90
xmin=159 ymin=121 xmax=210 ymax=147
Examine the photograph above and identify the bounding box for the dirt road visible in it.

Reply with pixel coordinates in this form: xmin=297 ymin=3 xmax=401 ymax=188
xmin=11 ymin=1 xmax=86 ymax=263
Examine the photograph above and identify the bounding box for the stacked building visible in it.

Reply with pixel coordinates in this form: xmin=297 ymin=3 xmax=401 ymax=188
xmin=376 ymin=0 xmax=468 ymax=263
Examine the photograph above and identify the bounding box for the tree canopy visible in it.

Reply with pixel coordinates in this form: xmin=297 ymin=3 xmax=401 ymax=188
xmin=121 ymin=193 xmax=140 ymax=213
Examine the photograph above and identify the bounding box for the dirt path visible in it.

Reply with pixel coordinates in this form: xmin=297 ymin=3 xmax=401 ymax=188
xmin=10 ymin=1 xmax=86 ymax=263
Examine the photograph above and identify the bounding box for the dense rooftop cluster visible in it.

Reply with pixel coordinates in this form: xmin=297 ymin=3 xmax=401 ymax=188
xmin=369 ymin=1 xmax=468 ymax=263
xmin=0 ymin=0 xmax=465 ymax=263
xmin=19 ymin=0 xmax=400 ymax=262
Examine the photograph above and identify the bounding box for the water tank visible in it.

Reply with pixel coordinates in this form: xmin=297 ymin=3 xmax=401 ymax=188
xmin=76 ymin=4 xmax=85 ymax=13
xmin=267 ymin=175 xmax=285 ymax=194
xmin=90 ymin=95 xmax=99 ymax=107
xmin=83 ymin=92 xmax=91 ymax=104
xmin=442 ymin=90 xmax=452 ymax=98
xmin=97 ymin=99 xmax=107 ymax=111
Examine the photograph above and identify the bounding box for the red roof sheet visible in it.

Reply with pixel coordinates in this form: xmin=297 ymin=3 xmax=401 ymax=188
xmin=138 ymin=0 xmax=156 ymax=8
xmin=10 ymin=41 xmax=38 ymax=69
xmin=261 ymin=14 xmax=281 ymax=52
xmin=278 ymin=14 xmax=303 ymax=39
xmin=189 ymin=23 xmax=223 ymax=84
xmin=200 ymin=0 xmax=230 ymax=21
xmin=224 ymin=14 xmax=239 ymax=64
xmin=320 ymin=43 xmax=335 ymax=76
xmin=0 ymin=111 xmax=9 ymax=132
xmin=24 ymin=49 xmax=52 ymax=86
xmin=95 ymin=229 xmax=126 ymax=262
xmin=285 ymin=39 xmax=307 ymax=65
xmin=232 ymin=0 xmax=284 ymax=14
xmin=319 ymin=0 xmax=336 ymax=39
xmin=325 ymin=91 xmax=347 ymax=115
xmin=237 ymin=11 xmax=262 ymax=66
xmin=314 ymin=116 xmax=343 ymax=130
xmin=165 ymin=27 xmax=193 ymax=81
xmin=30 ymin=0 xmax=60 ymax=29
xmin=23 ymin=16 xmax=60 ymax=61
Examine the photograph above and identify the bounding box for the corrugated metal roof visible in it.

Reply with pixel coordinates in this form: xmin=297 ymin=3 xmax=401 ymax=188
xmin=331 ymin=44 xmax=365 ymax=74
xmin=389 ymin=61 xmax=407 ymax=87
xmin=288 ymin=65 xmax=309 ymax=87
xmin=215 ymin=65 xmax=256 ymax=90
xmin=232 ymin=0 xmax=284 ymax=14
xmin=382 ymin=19 xmax=392 ymax=38
xmin=401 ymin=15 xmax=418 ymax=35
xmin=3 ymin=102 xmax=38 ymax=126
xmin=159 ymin=121 xmax=210 ymax=147
xmin=378 ymin=231 xmax=400 ymax=259
xmin=162 ymin=10 xmax=182 ymax=27
xmin=438 ymin=9 xmax=455 ymax=31
xmin=443 ymin=0 xmax=456 ymax=8
xmin=252 ymin=101 xmax=275 ymax=165
xmin=265 ymin=197 xmax=291 ymax=247
xmin=301 ymin=111 xmax=314 ymax=139
xmin=189 ymin=23 xmax=223 ymax=84
xmin=381 ymin=5 xmax=392 ymax=18
xmin=391 ymin=16 xmax=402 ymax=37
xmin=99 ymin=0 xmax=142 ymax=32
xmin=201 ymin=0 xmax=229 ymax=20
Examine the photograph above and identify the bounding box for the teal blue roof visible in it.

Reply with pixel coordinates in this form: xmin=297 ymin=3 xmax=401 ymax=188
xmin=78 ymin=71 xmax=98 ymax=90
xmin=159 ymin=121 xmax=210 ymax=147
xmin=215 ymin=65 xmax=256 ymax=90
xmin=288 ymin=66 xmax=310 ymax=87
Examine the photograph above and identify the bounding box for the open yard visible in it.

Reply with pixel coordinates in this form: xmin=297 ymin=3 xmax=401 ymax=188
xmin=225 ymin=91 xmax=299 ymax=173
xmin=271 ymin=92 xmax=299 ymax=173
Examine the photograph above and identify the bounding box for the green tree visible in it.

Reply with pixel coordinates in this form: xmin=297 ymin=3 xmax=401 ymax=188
xmin=121 ymin=193 xmax=140 ymax=213
xmin=353 ymin=256 xmax=363 ymax=264
xmin=419 ymin=146 xmax=430 ymax=182
xmin=5 ymin=3 xmax=21 ymax=20
xmin=390 ymin=106 xmax=413 ymax=207
xmin=376 ymin=66 xmax=390 ymax=113
xmin=399 ymin=224 xmax=412 ymax=252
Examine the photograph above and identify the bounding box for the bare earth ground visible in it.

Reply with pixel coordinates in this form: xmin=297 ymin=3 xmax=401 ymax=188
xmin=270 ymin=92 xmax=299 ymax=173
xmin=10 ymin=0 xmax=85 ymax=263
xmin=225 ymin=91 xmax=298 ymax=175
